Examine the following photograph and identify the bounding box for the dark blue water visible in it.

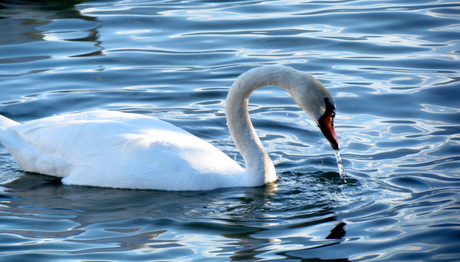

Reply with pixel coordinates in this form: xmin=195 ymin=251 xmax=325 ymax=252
xmin=1 ymin=0 xmax=459 ymax=261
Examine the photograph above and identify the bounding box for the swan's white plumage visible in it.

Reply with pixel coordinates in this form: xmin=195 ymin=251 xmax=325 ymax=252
xmin=1 ymin=110 xmax=244 ymax=190
xmin=0 ymin=65 xmax=338 ymax=190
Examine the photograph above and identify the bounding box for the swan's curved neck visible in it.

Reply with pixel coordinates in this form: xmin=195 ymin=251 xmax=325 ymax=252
xmin=226 ymin=65 xmax=300 ymax=185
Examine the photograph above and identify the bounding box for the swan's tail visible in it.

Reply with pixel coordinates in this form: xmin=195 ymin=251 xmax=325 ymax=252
xmin=0 ymin=114 xmax=71 ymax=177
xmin=0 ymin=114 xmax=20 ymax=148
xmin=0 ymin=114 xmax=19 ymax=128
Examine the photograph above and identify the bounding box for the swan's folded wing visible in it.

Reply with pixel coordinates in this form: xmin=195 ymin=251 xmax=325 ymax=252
xmin=7 ymin=110 xmax=244 ymax=189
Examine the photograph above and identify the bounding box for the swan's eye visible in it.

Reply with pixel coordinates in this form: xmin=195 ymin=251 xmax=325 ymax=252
xmin=324 ymin=97 xmax=335 ymax=118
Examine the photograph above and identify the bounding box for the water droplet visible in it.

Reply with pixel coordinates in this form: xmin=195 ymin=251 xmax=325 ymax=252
xmin=334 ymin=150 xmax=346 ymax=178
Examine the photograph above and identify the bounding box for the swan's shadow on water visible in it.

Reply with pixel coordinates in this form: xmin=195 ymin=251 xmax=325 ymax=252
xmin=1 ymin=171 xmax=356 ymax=261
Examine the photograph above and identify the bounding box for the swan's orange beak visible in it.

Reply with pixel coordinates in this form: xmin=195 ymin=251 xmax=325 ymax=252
xmin=318 ymin=98 xmax=339 ymax=150
xmin=318 ymin=112 xmax=339 ymax=150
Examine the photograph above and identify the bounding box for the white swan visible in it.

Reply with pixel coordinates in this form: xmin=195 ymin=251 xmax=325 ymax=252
xmin=0 ymin=65 xmax=339 ymax=190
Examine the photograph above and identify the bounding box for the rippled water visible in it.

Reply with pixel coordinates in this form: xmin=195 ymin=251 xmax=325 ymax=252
xmin=1 ymin=0 xmax=459 ymax=261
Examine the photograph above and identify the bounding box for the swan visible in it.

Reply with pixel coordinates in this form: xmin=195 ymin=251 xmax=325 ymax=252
xmin=0 ymin=65 xmax=339 ymax=190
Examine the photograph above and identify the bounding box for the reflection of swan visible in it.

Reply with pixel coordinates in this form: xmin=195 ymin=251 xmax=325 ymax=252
xmin=0 ymin=65 xmax=338 ymax=190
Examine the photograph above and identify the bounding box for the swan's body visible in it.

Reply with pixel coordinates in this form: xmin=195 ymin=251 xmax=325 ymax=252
xmin=0 ymin=65 xmax=338 ymax=190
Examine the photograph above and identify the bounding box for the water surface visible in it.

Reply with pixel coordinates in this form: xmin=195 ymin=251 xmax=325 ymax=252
xmin=1 ymin=0 xmax=459 ymax=261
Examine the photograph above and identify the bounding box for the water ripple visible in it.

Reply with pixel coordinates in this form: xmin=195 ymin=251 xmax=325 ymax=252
xmin=1 ymin=0 xmax=459 ymax=261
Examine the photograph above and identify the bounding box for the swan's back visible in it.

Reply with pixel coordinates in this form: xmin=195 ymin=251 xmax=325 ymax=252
xmin=2 ymin=110 xmax=244 ymax=190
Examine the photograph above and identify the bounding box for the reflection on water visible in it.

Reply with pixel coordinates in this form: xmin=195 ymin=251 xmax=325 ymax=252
xmin=1 ymin=0 xmax=459 ymax=261
xmin=2 ymin=173 xmax=352 ymax=261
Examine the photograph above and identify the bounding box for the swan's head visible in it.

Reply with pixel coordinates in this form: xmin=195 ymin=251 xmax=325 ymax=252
xmin=288 ymin=72 xmax=339 ymax=150
xmin=228 ymin=65 xmax=339 ymax=150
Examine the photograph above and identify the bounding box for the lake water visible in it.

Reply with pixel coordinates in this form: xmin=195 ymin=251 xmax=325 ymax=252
xmin=1 ymin=0 xmax=459 ymax=261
